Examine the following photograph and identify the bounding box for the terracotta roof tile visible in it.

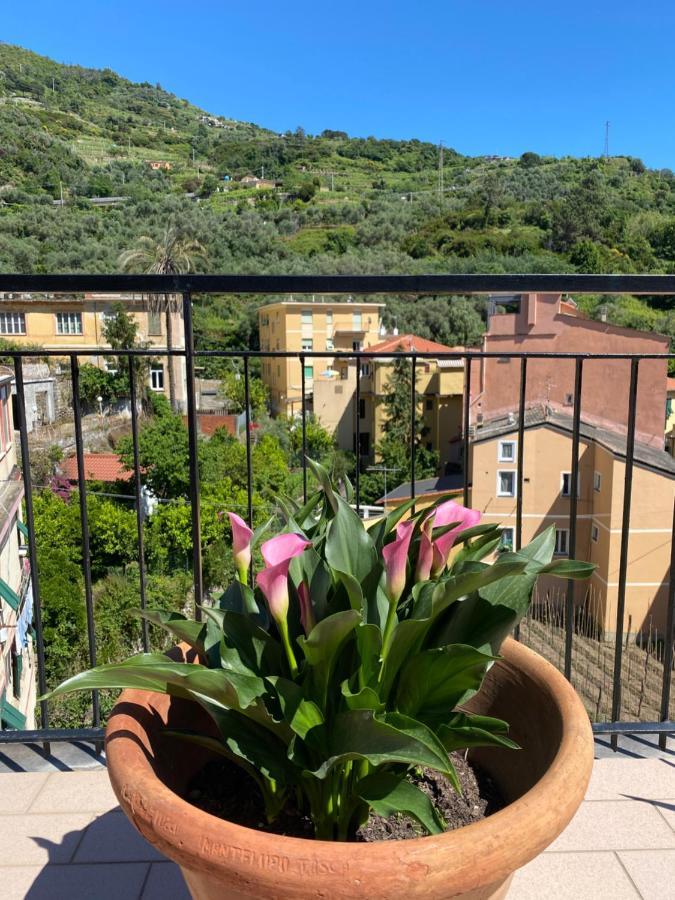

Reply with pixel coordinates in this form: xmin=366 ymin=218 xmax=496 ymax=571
xmin=366 ymin=334 xmax=464 ymax=355
xmin=61 ymin=453 xmax=132 ymax=483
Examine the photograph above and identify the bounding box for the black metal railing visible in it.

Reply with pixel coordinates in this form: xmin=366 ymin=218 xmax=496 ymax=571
xmin=0 ymin=273 xmax=673 ymax=755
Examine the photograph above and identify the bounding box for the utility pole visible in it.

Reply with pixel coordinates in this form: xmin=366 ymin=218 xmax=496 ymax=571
xmin=51 ymin=77 xmax=55 ymax=93
xmin=603 ymin=121 xmax=610 ymax=159
xmin=438 ymin=140 xmax=444 ymax=211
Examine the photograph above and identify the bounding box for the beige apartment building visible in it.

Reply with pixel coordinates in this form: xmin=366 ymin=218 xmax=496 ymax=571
xmin=0 ymin=292 xmax=187 ymax=410
xmin=355 ymin=334 xmax=465 ymax=467
xmin=469 ymin=406 xmax=675 ymax=640
xmin=258 ymin=299 xmax=384 ymax=418
xmin=0 ymin=373 xmax=35 ymax=731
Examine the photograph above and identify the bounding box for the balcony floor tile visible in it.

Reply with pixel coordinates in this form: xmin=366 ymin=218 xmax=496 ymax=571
xmin=510 ymin=851 xmax=640 ymax=899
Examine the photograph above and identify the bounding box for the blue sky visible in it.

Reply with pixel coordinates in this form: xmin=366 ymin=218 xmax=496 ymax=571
xmin=3 ymin=1 xmax=675 ymax=167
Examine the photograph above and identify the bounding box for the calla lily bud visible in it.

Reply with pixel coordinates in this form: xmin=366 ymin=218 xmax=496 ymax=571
xmin=256 ymin=560 xmax=294 ymax=624
xmin=297 ymin=581 xmax=315 ymax=636
xmin=429 ymin=500 xmax=481 ymax=576
xmin=228 ymin=512 xmax=253 ymax=583
xmin=382 ymin=520 xmax=415 ymax=604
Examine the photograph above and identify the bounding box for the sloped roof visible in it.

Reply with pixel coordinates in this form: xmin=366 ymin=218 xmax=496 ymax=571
xmin=61 ymin=453 xmax=132 ymax=483
xmin=367 ymin=334 xmax=464 ymax=355
xmin=379 ymin=472 xmax=464 ymax=503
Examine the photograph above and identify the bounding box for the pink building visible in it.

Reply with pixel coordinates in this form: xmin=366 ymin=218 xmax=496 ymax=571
xmin=472 ymin=294 xmax=669 ymax=447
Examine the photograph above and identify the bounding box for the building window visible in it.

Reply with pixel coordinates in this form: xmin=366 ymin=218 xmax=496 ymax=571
xmin=498 ymin=440 xmax=516 ymax=462
xmin=55 ymin=312 xmax=83 ymax=335
xmin=359 ymin=398 xmax=366 ymax=419
xmin=593 ymin=471 xmax=602 ymax=493
xmin=360 ymin=362 xmax=371 ymax=376
xmin=554 ymin=528 xmax=569 ymax=555
xmin=591 ymin=524 xmax=599 ymax=543
xmin=304 ymin=365 xmax=314 ymax=381
xmin=301 ymin=310 xmax=312 ymax=325
xmin=352 ymin=340 xmax=361 ymax=352
xmin=326 ymin=310 xmax=333 ymax=327
xmin=150 ymin=364 xmax=164 ymax=391
xmin=425 ymin=398 xmax=433 ymax=412
xmin=302 ymin=338 xmax=313 ymax=351
xmin=352 ymin=312 xmax=362 ymax=331
xmin=561 ymin=472 xmax=580 ymax=497
xmin=340 ymin=368 xmax=348 ymax=380
xmin=426 ymin=441 xmax=432 ymax=451
xmin=497 ymin=470 xmax=516 ymax=497
xmin=148 ymin=311 xmax=162 ymax=335
xmin=357 ymin=432 xmax=370 ymax=456
xmin=326 ymin=338 xmax=334 ymax=351
xmin=500 ymin=527 xmax=514 ymax=551
xmin=0 ymin=386 xmax=11 ymax=452
xmin=0 ymin=312 xmax=26 ymax=335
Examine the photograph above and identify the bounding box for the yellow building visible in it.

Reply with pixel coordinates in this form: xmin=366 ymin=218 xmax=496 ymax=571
xmin=258 ymin=299 xmax=384 ymax=418
xmin=356 ymin=334 xmax=465 ymax=467
xmin=469 ymin=406 xmax=675 ymax=639
xmin=0 ymin=292 xmax=187 ymax=410
xmin=0 ymin=373 xmax=35 ymax=731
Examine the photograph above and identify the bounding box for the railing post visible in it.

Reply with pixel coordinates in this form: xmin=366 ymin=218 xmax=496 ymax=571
xmin=610 ymin=358 xmax=640 ymax=750
xmin=410 ymin=354 xmax=417 ymax=515
xmin=659 ymin=498 xmax=675 ymax=751
xmin=565 ymin=358 xmax=584 ymax=680
xmin=182 ymin=291 xmax=203 ymax=618
xmin=463 ymin=355 xmax=472 ymax=508
xmin=128 ymin=360 xmax=149 ymax=651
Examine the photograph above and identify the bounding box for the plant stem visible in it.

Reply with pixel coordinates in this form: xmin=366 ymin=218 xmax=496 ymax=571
xmin=277 ymin=619 xmax=299 ymax=677
xmin=380 ymin=598 xmax=398 ymax=662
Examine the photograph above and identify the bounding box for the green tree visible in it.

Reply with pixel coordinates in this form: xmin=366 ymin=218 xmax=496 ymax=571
xmin=102 ymin=301 xmax=150 ymax=403
xmin=117 ymin=397 xmax=190 ymax=498
xmin=118 ymin=227 xmax=206 ymax=409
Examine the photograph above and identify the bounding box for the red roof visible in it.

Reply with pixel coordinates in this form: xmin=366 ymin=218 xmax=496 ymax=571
xmin=181 ymin=414 xmax=241 ymax=437
xmin=61 ymin=453 xmax=132 ymax=483
xmin=366 ymin=334 xmax=464 ymax=355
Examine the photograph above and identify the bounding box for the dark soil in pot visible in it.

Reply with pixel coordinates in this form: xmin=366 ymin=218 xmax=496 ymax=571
xmin=183 ymin=753 xmax=504 ymax=842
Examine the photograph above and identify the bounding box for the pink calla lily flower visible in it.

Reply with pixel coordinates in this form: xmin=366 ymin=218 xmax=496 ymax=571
xmin=415 ymin=516 xmax=434 ymax=583
xmin=428 ymin=500 xmax=481 ymax=576
xmin=382 ymin=520 xmax=415 ymax=604
xmin=261 ymin=533 xmax=312 ymax=568
xmin=228 ymin=512 xmax=253 ymax=582
xmin=256 ymin=533 xmax=311 ymax=625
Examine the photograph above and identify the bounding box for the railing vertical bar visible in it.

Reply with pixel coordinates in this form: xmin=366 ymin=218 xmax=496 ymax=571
xmin=463 ymin=356 xmax=472 ymax=509
xmin=659 ymin=498 xmax=675 ymax=751
xmin=70 ymin=354 xmax=99 ymax=726
xmin=183 ymin=291 xmax=203 ymax=620
xmin=610 ymin=357 xmax=640 ymax=750
xmin=128 ymin=360 xmax=148 ymax=651
xmin=515 ymin=357 xmax=527 ymax=553
xmin=565 ymin=358 xmax=584 ymax=680
xmin=14 ymin=357 xmax=50 ymax=752
xmin=243 ymin=356 xmax=253 ymax=528
xmin=514 ymin=357 xmax=527 ymax=642
xmin=355 ymin=356 xmax=361 ymax=513
xmin=410 ymin=354 xmax=417 ymax=515
xmin=300 ymin=353 xmax=307 ymax=504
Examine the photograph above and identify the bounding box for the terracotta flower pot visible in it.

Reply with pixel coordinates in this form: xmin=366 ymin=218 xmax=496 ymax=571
xmin=105 ymin=638 xmax=593 ymax=899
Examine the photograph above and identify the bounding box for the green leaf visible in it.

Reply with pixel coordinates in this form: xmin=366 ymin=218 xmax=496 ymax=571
xmin=325 ymin=496 xmax=377 ymax=585
xmin=438 ymin=712 xmax=520 ymax=753
xmin=538 ymin=559 xmax=596 ymax=579
xmin=379 ymin=618 xmax=429 ymax=699
xmin=305 ymin=457 xmax=339 ymax=514
xmin=341 ymin=681 xmax=384 ymax=712
xmin=252 ymin=516 xmax=275 ymax=548
xmin=268 ymin=676 xmax=325 ymax=739
xmin=297 ymin=609 xmax=361 ymax=708
xmin=289 ymin=545 xmax=331 ymax=622
xmin=305 ymin=709 xmax=453 ymax=779
xmin=356 ymin=622 xmax=382 ymax=689
xmin=217 ymin=580 xmax=262 ymax=618
xmin=367 ymin=497 xmax=417 ymax=549
xmin=357 ymin=771 xmax=446 ymax=835
xmin=200 ymin=608 xmax=284 ymax=677
xmin=134 ymin=609 xmax=210 ymax=658
xmin=396 ymin=644 xmax=497 ymax=719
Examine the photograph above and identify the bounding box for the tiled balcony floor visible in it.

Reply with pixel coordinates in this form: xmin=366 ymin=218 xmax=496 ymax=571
xmin=0 ymin=742 xmax=673 ymax=899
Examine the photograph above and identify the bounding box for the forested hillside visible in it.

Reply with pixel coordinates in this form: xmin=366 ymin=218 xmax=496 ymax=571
xmin=0 ymin=42 xmax=673 ymax=353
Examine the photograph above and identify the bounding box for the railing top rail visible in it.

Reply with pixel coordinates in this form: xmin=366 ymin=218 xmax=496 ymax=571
xmin=3 ymin=273 xmax=675 ymax=294
xmin=4 ymin=349 xmax=675 ymax=360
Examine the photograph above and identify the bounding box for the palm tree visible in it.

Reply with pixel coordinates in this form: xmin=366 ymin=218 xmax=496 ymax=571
xmin=118 ymin=227 xmax=206 ymax=410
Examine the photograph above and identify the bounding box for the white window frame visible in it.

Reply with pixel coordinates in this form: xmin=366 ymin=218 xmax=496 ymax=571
xmin=326 ymin=338 xmax=334 ymax=351
xmin=554 ymin=528 xmax=569 ymax=556
xmin=591 ymin=523 xmax=599 ymax=543
xmin=0 ymin=312 xmax=26 ymax=335
xmin=560 ymin=471 xmax=581 ymax=498
xmin=497 ymin=469 xmax=516 ymax=498
xmin=498 ymin=440 xmax=516 ymax=463
xmin=149 ymin=364 xmax=164 ymax=392
xmin=301 ymin=338 xmax=313 ymax=351
xmin=352 ymin=311 xmax=362 ymax=331
xmin=55 ymin=311 xmax=83 ymax=335
xmin=301 ymin=310 xmax=313 ymax=325
xmin=593 ymin=471 xmax=602 ymax=493
xmin=500 ymin=527 xmax=514 ymax=551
